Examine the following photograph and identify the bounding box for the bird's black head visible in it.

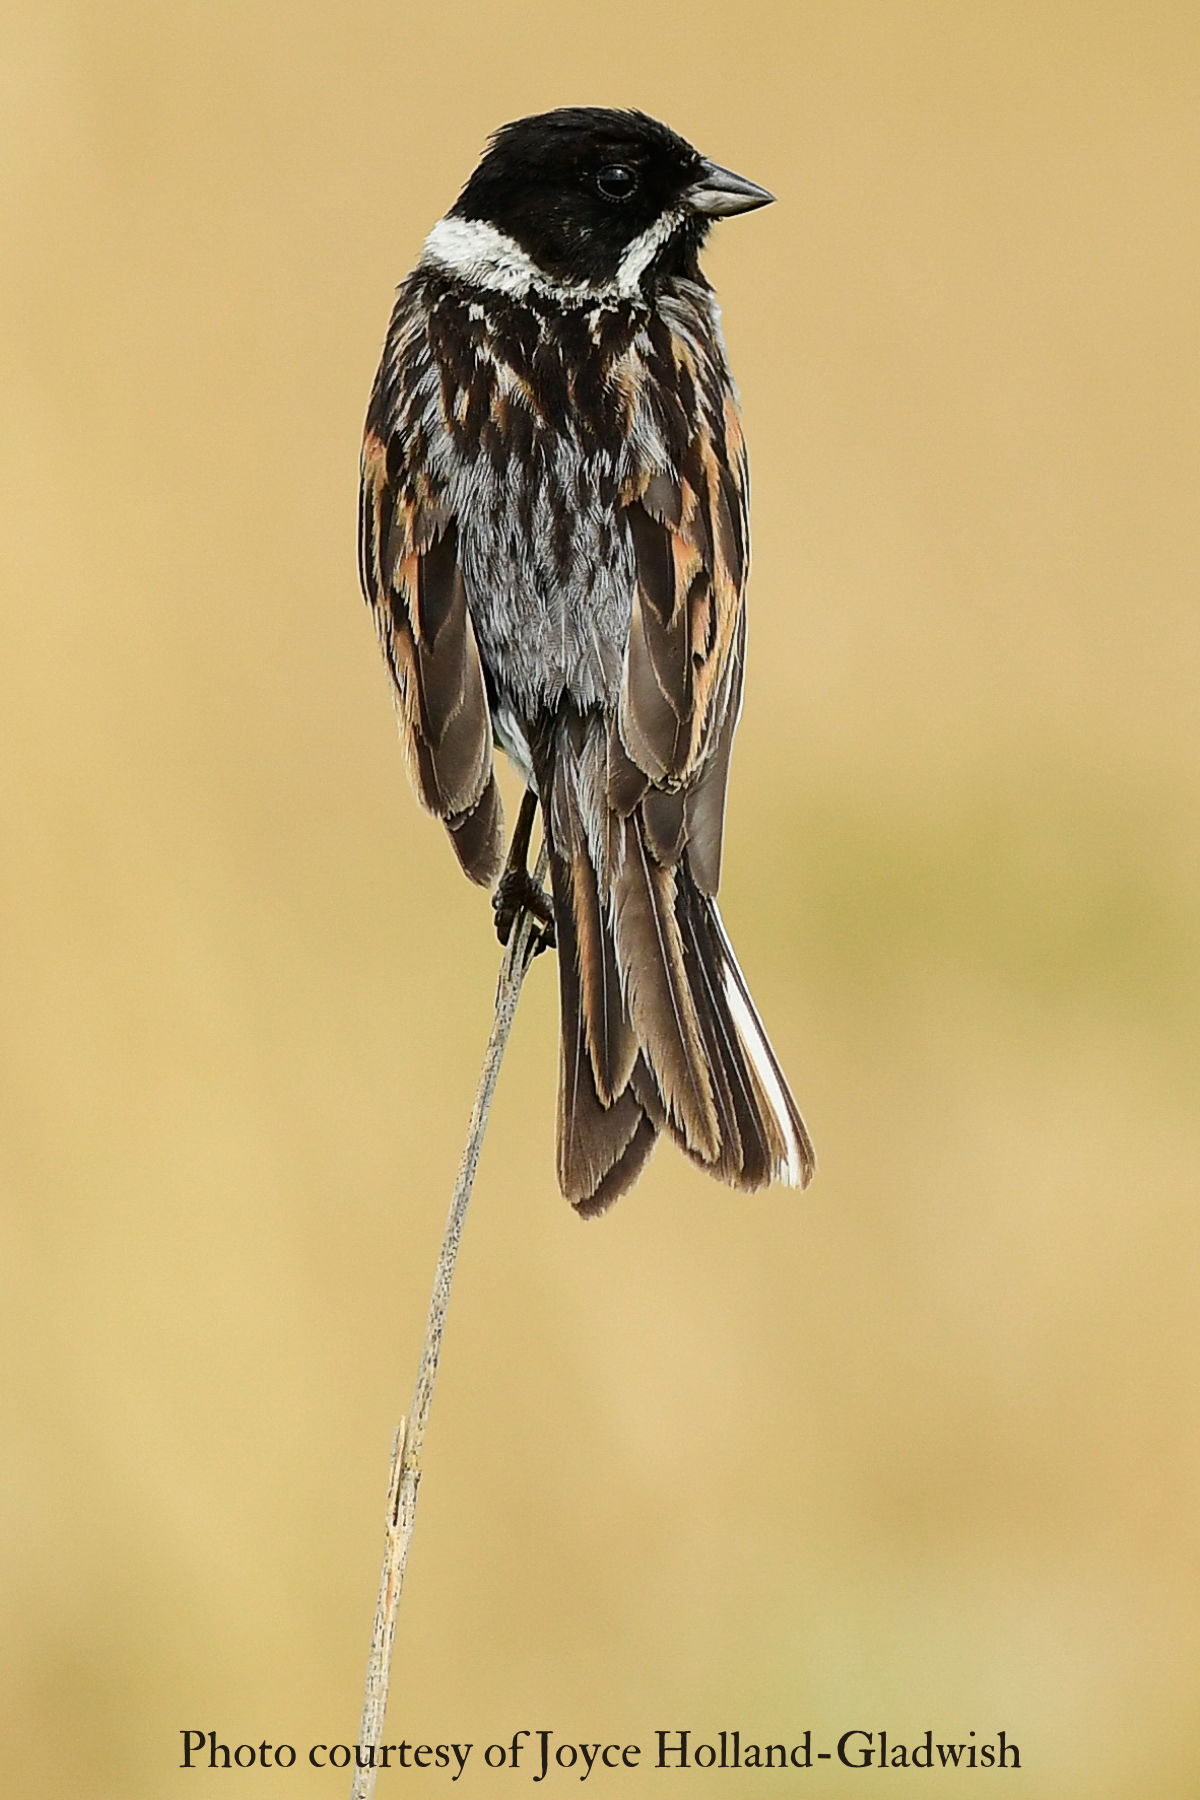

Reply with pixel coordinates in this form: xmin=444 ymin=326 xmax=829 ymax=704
xmin=448 ymin=107 xmax=772 ymax=291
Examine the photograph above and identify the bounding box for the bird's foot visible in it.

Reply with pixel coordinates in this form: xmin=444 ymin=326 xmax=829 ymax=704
xmin=492 ymin=866 xmax=556 ymax=956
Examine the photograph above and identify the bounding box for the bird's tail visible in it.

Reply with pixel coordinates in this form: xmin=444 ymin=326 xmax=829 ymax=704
xmin=544 ymin=721 xmax=814 ymax=1215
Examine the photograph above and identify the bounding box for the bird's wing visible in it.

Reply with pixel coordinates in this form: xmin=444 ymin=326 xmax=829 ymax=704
xmin=358 ymin=375 xmax=503 ymax=886
xmin=614 ymin=386 xmax=750 ymax=895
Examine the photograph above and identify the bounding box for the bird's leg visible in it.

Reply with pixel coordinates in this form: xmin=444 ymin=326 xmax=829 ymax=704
xmin=492 ymin=787 xmax=556 ymax=954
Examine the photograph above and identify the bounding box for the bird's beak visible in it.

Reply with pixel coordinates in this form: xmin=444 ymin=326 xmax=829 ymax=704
xmin=684 ymin=160 xmax=775 ymax=217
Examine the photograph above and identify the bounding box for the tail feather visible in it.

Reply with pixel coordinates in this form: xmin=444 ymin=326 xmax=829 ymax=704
xmin=677 ymin=873 xmax=815 ymax=1189
xmin=674 ymin=869 xmax=767 ymax=1188
xmin=544 ymin=719 xmax=814 ymax=1212
xmin=609 ymin=818 xmax=721 ymax=1161
xmin=551 ymin=844 xmax=655 ymax=1208
xmin=572 ymin=1112 xmax=659 ymax=1219
xmin=567 ymin=839 xmax=637 ymax=1106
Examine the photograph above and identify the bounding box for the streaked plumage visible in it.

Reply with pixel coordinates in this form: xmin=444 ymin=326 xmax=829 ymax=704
xmin=359 ymin=108 xmax=814 ymax=1212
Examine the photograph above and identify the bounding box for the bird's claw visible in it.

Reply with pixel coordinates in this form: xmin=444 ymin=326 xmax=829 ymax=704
xmin=492 ymin=867 xmax=556 ymax=955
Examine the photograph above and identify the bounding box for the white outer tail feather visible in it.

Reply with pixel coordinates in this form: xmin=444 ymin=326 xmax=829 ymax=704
xmin=713 ymin=903 xmax=808 ymax=1188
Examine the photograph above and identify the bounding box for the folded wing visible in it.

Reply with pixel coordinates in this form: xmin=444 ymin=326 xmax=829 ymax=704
xmin=359 ymin=423 xmax=503 ymax=885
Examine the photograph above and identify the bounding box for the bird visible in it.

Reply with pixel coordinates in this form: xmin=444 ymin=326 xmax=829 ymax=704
xmin=358 ymin=107 xmax=814 ymax=1214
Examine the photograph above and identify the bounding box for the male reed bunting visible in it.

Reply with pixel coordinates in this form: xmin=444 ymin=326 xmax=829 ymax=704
xmin=359 ymin=108 xmax=814 ymax=1212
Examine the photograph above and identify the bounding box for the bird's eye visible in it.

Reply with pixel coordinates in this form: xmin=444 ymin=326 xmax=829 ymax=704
xmin=596 ymin=164 xmax=638 ymax=202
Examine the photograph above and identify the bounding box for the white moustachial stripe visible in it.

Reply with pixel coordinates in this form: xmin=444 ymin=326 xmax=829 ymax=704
xmin=613 ymin=209 xmax=684 ymax=295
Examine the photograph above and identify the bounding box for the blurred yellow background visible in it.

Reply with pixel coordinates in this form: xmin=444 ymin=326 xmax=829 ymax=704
xmin=2 ymin=2 xmax=1197 ymax=1794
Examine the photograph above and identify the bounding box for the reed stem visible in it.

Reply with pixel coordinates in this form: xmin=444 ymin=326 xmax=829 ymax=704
xmin=348 ymin=853 xmax=549 ymax=1799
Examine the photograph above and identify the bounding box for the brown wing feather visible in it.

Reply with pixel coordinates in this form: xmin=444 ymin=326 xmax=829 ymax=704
xmin=359 ymin=425 xmax=503 ymax=884
xmin=683 ymin=604 xmax=745 ymax=895
xmin=618 ymin=382 xmax=750 ymax=888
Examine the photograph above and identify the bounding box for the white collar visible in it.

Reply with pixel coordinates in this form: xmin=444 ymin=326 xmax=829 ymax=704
xmin=421 ymin=211 xmax=684 ymax=306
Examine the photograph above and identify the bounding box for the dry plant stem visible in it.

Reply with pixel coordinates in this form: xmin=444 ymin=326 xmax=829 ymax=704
xmin=349 ymin=847 xmax=550 ymax=1800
